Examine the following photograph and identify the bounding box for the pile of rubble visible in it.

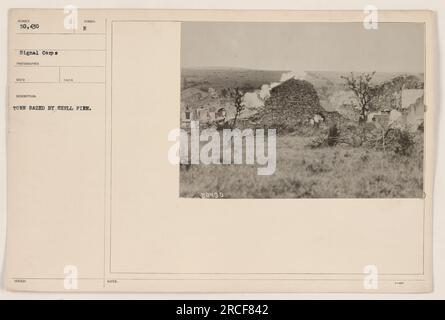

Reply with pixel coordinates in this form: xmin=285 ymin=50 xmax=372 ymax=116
xmin=243 ymin=78 xmax=348 ymax=134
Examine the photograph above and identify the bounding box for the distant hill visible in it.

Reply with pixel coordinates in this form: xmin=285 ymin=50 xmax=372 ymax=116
xmin=181 ymin=67 xmax=286 ymax=93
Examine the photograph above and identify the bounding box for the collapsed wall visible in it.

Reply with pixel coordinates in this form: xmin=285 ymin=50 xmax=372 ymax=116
xmin=246 ymin=78 xmax=346 ymax=132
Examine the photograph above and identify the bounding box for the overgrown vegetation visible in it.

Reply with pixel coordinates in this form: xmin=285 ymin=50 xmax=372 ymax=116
xmin=180 ymin=136 xmax=423 ymax=198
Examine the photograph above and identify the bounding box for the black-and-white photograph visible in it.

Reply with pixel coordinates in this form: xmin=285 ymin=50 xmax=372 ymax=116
xmin=179 ymin=22 xmax=425 ymax=199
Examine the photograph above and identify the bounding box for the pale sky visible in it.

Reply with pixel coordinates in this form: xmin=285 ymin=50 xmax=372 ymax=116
xmin=181 ymin=22 xmax=424 ymax=73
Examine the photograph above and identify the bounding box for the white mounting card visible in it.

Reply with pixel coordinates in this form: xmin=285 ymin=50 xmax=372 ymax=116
xmin=5 ymin=9 xmax=436 ymax=293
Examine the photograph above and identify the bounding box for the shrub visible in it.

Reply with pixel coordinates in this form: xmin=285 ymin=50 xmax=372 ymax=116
xmin=306 ymin=160 xmax=331 ymax=174
xmin=360 ymin=151 xmax=370 ymax=162
xmin=307 ymin=134 xmax=327 ymax=148
xmin=383 ymin=128 xmax=415 ymax=156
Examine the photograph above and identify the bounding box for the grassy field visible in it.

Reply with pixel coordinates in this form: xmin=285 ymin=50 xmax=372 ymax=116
xmin=179 ymin=135 xmax=424 ymax=198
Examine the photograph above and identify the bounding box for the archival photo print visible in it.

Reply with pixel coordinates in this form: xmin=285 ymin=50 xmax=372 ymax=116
xmin=179 ymin=22 xmax=425 ymax=199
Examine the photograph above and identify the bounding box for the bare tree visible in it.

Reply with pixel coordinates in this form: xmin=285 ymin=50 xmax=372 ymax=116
xmin=230 ymin=87 xmax=245 ymax=128
xmin=341 ymin=71 xmax=376 ymax=124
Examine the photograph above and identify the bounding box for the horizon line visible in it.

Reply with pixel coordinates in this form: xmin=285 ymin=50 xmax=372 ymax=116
xmin=181 ymin=66 xmax=424 ymax=74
